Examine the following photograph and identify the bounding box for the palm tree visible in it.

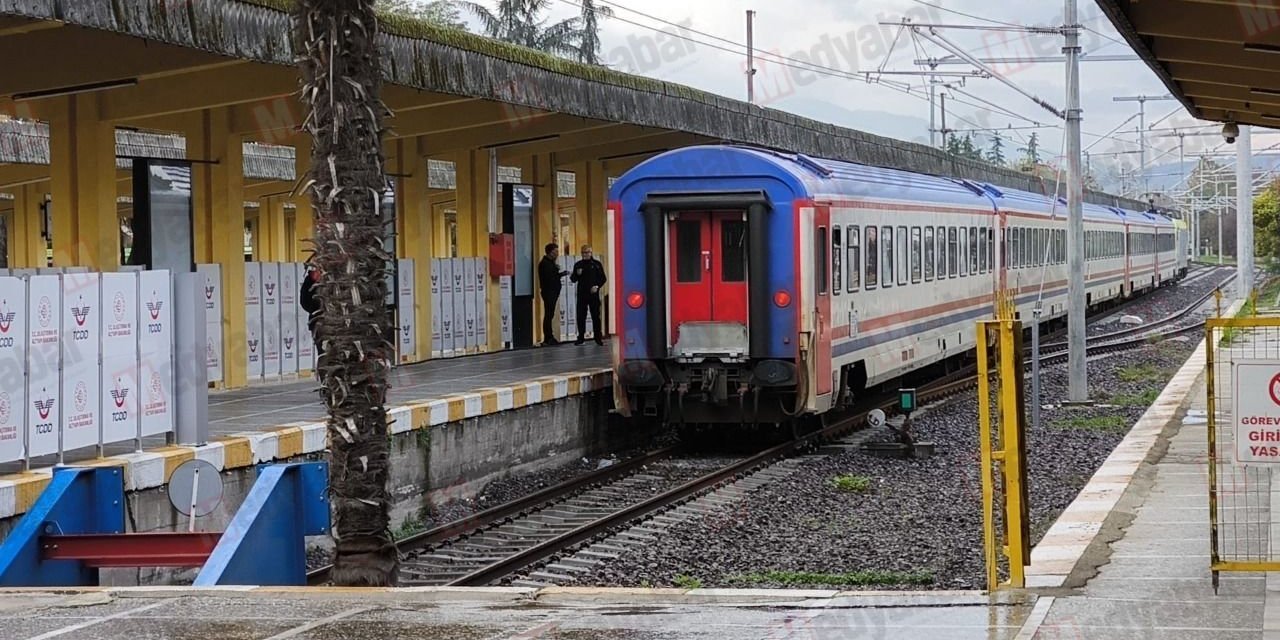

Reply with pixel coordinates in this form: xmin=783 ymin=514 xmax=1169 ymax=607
xmin=577 ymin=0 xmax=613 ymax=64
xmin=462 ymin=0 xmax=582 ymax=57
xmin=294 ymin=0 xmax=400 ymax=586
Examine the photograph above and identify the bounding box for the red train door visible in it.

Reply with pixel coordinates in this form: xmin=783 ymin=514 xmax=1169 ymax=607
xmin=667 ymin=211 xmax=749 ymax=345
xmin=814 ymin=205 xmax=833 ymax=397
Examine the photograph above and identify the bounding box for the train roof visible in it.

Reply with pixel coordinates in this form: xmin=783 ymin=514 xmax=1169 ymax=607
xmin=609 ymin=145 xmax=1174 ymax=228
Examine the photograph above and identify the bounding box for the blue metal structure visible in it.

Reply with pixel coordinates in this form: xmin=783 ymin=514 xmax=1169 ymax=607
xmin=193 ymin=462 xmax=329 ymax=586
xmin=0 ymin=467 xmax=125 ymax=586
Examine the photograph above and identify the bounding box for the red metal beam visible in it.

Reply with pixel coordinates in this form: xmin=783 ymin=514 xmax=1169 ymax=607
xmin=40 ymin=533 xmax=222 ymax=568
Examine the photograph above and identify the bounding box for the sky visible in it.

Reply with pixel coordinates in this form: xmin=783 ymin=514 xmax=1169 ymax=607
xmin=456 ymin=0 xmax=1280 ymax=197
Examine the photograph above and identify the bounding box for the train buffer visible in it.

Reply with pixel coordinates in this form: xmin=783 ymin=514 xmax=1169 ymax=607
xmin=0 ymin=462 xmax=328 ymax=587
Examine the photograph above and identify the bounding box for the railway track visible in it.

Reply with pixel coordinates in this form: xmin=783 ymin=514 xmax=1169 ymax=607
xmin=308 ymin=269 xmax=1233 ymax=588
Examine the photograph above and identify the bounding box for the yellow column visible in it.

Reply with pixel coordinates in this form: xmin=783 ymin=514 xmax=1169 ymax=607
xmin=392 ymin=139 xmax=434 ymax=363
xmin=184 ymin=113 xmax=214 ymax=265
xmin=261 ymin=198 xmax=288 ymax=262
xmin=291 ymin=136 xmax=313 ymax=262
xmin=10 ymin=184 xmax=46 ymax=268
xmin=48 ymin=94 xmax=118 ymax=269
xmin=208 ymin=109 xmax=247 ymax=389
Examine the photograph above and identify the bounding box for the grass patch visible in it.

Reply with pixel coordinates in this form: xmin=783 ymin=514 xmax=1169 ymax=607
xmin=1117 ymin=363 xmax=1166 ymax=383
xmin=1110 ymin=388 xmax=1160 ymax=407
xmin=1055 ymin=415 xmax=1128 ymax=432
xmin=730 ymin=569 xmax=934 ymax=588
xmin=673 ymin=574 xmax=702 ymax=589
xmin=829 ymin=474 xmax=871 ymax=493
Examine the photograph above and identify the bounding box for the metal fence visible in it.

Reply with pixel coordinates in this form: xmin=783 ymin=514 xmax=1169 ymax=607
xmin=1205 ymin=310 xmax=1280 ymax=592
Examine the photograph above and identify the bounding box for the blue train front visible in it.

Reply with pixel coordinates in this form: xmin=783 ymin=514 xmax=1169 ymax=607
xmin=608 ymin=146 xmax=843 ymax=427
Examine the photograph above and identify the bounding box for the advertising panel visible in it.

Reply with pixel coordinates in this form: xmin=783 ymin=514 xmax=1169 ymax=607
xmin=138 ymin=270 xmax=173 ymax=437
xmin=260 ymin=262 xmax=281 ymax=378
xmin=440 ymin=258 xmax=454 ymax=356
xmin=100 ymin=272 xmax=139 ymax=448
xmin=452 ymin=258 xmax=466 ymax=354
xmin=26 ymin=275 xmax=60 ymax=458
xmin=245 ymin=262 xmax=263 ymax=378
xmin=462 ymin=258 xmax=477 ymax=352
xmin=474 ymin=258 xmax=488 ymax=349
xmin=279 ymin=263 xmax=298 ymax=375
xmin=0 ymin=277 xmax=26 ymax=463
xmin=197 ymin=264 xmax=223 ymax=383
xmin=499 ymin=275 xmax=512 ymax=345
xmin=430 ymin=258 xmax=442 ymax=357
xmin=397 ymin=259 xmax=415 ymax=360
xmin=61 ymin=272 xmax=101 ymax=452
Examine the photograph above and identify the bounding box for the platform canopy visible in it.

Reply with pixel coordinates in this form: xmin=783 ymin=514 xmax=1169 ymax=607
xmin=1096 ymin=0 xmax=1280 ymax=127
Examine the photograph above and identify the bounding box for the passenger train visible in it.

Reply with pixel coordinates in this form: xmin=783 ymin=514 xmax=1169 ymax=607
xmin=606 ymin=145 xmax=1187 ymax=428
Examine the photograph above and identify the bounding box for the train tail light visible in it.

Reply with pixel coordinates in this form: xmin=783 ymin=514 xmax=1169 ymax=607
xmin=773 ymin=290 xmax=791 ymax=307
xmin=627 ymin=292 xmax=645 ymax=309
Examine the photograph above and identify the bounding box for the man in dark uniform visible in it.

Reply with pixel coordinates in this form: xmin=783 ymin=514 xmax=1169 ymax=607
xmin=538 ymin=243 xmax=568 ymax=345
xmin=570 ymin=244 xmax=607 ymax=345
xmin=299 ymin=265 xmax=322 ymax=351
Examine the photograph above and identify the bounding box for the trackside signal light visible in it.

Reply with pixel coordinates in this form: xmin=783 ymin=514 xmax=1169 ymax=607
xmin=774 ymin=290 xmax=791 ymax=307
xmin=627 ymin=292 xmax=645 ymax=308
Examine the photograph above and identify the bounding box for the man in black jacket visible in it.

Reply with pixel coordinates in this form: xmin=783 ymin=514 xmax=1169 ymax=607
xmin=299 ymin=265 xmax=322 ymax=350
xmin=570 ymin=244 xmax=607 ymax=346
xmin=538 ymin=243 xmax=568 ymax=345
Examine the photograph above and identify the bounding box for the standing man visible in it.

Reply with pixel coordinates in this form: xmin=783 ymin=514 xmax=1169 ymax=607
xmin=538 ymin=243 xmax=569 ymax=345
xmin=570 ymin=244 xmax=607 ymax=346
xmin=299 ymin=265 xmax=322 ymax=352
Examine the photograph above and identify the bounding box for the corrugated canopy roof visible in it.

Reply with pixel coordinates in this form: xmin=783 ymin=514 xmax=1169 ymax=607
xmin=1096 ymin=0 xmax=1280 ymax=130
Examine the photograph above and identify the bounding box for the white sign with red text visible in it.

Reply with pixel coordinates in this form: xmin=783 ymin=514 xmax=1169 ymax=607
xmin=138 ymin=270 xmax=173 ymax=437
xmin=61 ymin=272 xmax=101 ymax=452
xmin=100 ymin=272 xmax=139 ymax=447
xmin=1234 ymin=359 xmax=1280 ymax=463
xmin=0 ymin=277 xmax=26 ymax=463
xmin=26 ymin=275 xmax=60 ymax=458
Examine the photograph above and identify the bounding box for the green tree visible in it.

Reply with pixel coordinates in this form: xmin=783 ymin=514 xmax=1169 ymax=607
xmin=945 ymin=133 xmax=961 ymax=156
xmin=462 ymin=0 xmax=582 ymax=57
xmin=1254 ymin=179 xmax=1280 ymax=261
xmin=986 ymin=132 xmax=1006 ymax=166
xmin=577 ymin=0 xmax=613 ymax=64
xmin=295 ymin=0 xmax=399 ymax=585
xmin=378 ymin=0 xmax=466 ymax=28
xmin=960 ymin=133 xmax=976 ymax=159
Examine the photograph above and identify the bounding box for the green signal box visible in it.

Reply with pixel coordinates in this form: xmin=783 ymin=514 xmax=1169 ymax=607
xmin=899 ymin=388 xmax=917 ymax=413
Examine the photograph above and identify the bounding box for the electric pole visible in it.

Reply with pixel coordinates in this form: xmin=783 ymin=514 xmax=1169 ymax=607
xmin=1237 ymin=124 xmax=1253 ymax=298
xmin=1113 ymin=94 xmax=1174 ymax=199
xmin=1065 ymin=0 xmax=1087 ymax=402
xmin=746 ymin=10 xmax=756 ymax=104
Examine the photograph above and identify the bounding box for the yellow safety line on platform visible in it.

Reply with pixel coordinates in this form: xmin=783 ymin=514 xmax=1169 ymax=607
xmin=0 ymin=369 xmax=612 ymax=520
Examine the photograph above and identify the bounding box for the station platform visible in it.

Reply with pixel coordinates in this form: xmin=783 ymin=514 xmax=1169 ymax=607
xmin=0 ymin=344 xmax=611 ymax=521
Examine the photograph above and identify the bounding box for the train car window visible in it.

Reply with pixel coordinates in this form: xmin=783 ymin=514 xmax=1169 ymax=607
xmin=911 ymin=227 xmax=922 ymax=283
xmin=988 ymin=229 xmax=995 ymax=270
xmin=1012 ymin=228 xmax=1021 ymax=268
xmin=978 ymin=227 xmax=987 ymax=273
xmin=958 ymin=227 xmax=968 ymax=276
xmin=896 ymin=225 xmax=908 ymax=286
xmin=847 ymin=226 xmax=860 ymax=292
xmin=936 ymin=225 xmax=947 ymax=277
xmin=882 ymin=226 xmax=895 ymax=286
xmin=969 ymin=226 xmax=979 ymax=274
xmin=865 ymin=226 xmax=878 ymax=288
xmin=721 ymin=220 xmax=747 ymax=283
xmin=676 ymin=219 xmax=702 ymax=282
xmin=832 ymin=226 xmax=842 ymax=294
xmin=817 ymin=226 xmax=828 ymax=295
xmin=949 ymin=227 xmax=958 ymax=276
xmin=924 ymin=226 xmax=935 ymax=280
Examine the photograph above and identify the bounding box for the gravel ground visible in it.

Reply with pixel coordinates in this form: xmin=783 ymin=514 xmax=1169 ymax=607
xmin=1086 ymin=265 xmax=1232 ymax=336
xmin=570 ymin=338 xmax=1199 ymax=591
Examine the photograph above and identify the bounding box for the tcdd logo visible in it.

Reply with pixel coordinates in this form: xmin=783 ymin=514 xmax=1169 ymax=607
xmin=0 ymin=303 xmax=12 ymax=332
xmin=1269 ymin=372 xmax=1280 ymax=406
xmin=147 ymin=299 xmax=164 ymax=334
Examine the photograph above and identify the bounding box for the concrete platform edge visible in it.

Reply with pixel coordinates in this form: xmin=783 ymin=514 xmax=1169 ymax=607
xmin=1023 ymin=302 xmax=1235 ymax=588
xmin=0 ymin=368 xmax=612 ymax=520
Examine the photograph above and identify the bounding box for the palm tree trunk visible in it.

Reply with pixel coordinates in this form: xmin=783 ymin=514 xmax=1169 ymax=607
xmin=294 ymin=0 xmax=399 ymax=586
